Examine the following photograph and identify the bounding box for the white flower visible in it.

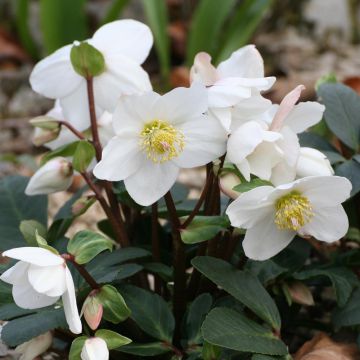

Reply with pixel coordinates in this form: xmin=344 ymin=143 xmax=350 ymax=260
xmin=81 ymin=337 xmax=109 ymax=360
xmin=226 ymin=176 xmax=351 ymax=260
xmin=190 ymin=46 xmax=275 ymax=131
xmin=25 ymin=157 xmax=73 ymax=196
xmin=0 ymin=247 xmax=82 ymax=334
xmin=30 ymin=20 xmax=153 ymax=131
xmin=296 ymin=147 xmax=334 ymax=178
xmin=15 ymin=331 xmax=53 ymax=360
xmin=93 ymin=83 xmax=227 ymax=206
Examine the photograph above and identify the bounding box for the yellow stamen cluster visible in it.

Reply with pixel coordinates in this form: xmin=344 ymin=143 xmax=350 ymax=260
xmin=140 ymin=120 xmax=185 ymax=163
xmin=274 ymin=191 xmax=313 ymax=231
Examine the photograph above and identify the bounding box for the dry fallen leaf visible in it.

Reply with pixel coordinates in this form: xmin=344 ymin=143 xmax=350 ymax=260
xmin=294 ymin=333 xmax=360 ymax=360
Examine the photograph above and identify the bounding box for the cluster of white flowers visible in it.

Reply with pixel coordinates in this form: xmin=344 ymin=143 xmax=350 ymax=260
xmin=1 ymin=19 xmax=352 ymax=357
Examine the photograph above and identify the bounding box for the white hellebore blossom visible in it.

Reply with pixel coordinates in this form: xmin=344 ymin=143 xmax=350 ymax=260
xmin=94 ymin=83 xmax=227 ymax=206
xmin=15 ymin=331 xmax=53 ymax=360
xmin=296 ymin=147 xmax=334 ymax=178
xmin=30 ymin=20 xmax=153 ymax=131
xmin=190 ymin=45 xmax=275 ymax=131
xmin=81 ymin=337 xmax=109 ymax=360
xmin=25 ymin=157 xmax=73 ymax=196
xmin=0 ymin=247 xmax=82 ymax=334
xmin=226 ymin=176 xmax=351 ymax=260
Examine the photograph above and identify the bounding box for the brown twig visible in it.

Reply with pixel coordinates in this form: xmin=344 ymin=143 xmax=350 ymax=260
xmin=58 ymin=120 xmax=86 ymax=140
xmin=151 ymin=202 xmax=162 ymax=294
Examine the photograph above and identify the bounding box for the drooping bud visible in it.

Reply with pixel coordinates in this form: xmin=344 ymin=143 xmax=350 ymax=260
xmin=219 ymin=172 xmax=242 ymax=199
xmin=81 ymin=337 xmax=109 ymax=360
xmin=287 ymin=281 xmax=314 ymax=306
xmin=81 ymin=292 xmax=103 ymax=330
xmin=32 ymin=127 xmax=61 ymax=146
xmin=72 ymin=195 xmax=96 ymax=217
xmin=70 ymin=41 xmax=105 ymax=78
xmin=296 ymin=147 xmax=334 ymax=178
xmin=14 ymin=331 xmax=53 ymax=360
xmin=25 ymin=157 xmax=73 ymax=196
xmin=30 ymin=116 xmax=60 ymax=130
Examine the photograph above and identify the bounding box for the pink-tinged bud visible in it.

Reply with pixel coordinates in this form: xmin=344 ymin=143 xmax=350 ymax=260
xmin=14 ymin=331 xmax=53 ymax=360
xmin=287 ymin=281 xmax=314 ymax=306
xmin=81 ymin=294 xmax=103 ymax=330
xmin=190 ymin=52 xmax=218 ymax=86
xmin=25 ymin=157 xmax=73 ymax=196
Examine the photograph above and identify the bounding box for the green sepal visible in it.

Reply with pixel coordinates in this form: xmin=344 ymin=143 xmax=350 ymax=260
xmin=95 ymin=329 xmax=132 ymax=349
xmin=72 ymin=140 xmax=96 ymax=173
xmin=69 ymin=336 xmax=87 ymax=360
xmin=19 ymin=220 xmax=47 ymax=247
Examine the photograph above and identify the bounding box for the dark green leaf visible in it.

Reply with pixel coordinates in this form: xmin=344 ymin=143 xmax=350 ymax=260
xmin=246 ymin=259 xmax=287 ymax=285
xmin=294 ymin=267 xmax=358 ymax=307
xmin=186 ymin=0 xmax=237 ymax=65
xmin=186 ymin=293 xmax=213 ymax=345
xmin=333 ymin=287 xmax=360 ymax=327
xmin=216 ymin=0 xmax=273 ymax=62
xmin=0 ymin=303 xmax=35 ymax=320
xmin=118 ymin=342 xmax=171 ymax=356
xmin=67 ymin=230 xmax=113 ymax=264
xmin=318 ymin=83 xmax=360 ymax=151
xmin=335 ymin=159 xmax=360 ymax=196
xmin=192 ymin=256 xmax=281 ymax=330
xmin=143 ymin=262 xmax=173 ymax=282
xmin=1 ymin=308 xmax=67 ymax=347
xmin=142 ymin=0 xmax=170 ymax=79
xmin=233 ymin=178 xmax=272 ymax=193
xmin=119 ymin=285 xmax=175 ymax=342
xmin=202 ymin=308 xmax=287 ymax=355
xmin=180 ymin=216 xmax=230 ymax=244
xmin=0 ymin=176 xmax=47 ymax=251
xmin=39 ymin=0 xmax=88 ymax=54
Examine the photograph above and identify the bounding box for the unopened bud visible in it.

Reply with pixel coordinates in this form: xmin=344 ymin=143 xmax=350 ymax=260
xmin=25 ymin=157 xmax=73 ymax=196
xmin=287 ymin=281 xmax=314 ymax=306
xmin=219 ymin=172 xmax=242 ymax=199
xmin=33 ymin=127 xmax=61 ymax=146
xmin=70 ymin=41 xmax=105 ymax=78
xmin=72 ymin=196 xmax=96 ymax=217
xmin=81 ymin=292 xmax=103 ymax=330
xmin=30 ymin=116 xmax=60 ymax=130
xmin=296 ymin=147 xmax=334 ymax=178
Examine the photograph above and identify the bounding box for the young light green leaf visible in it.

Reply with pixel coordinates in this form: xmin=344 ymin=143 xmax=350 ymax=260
xmin=19 ymin=220 xmax=47 ymax=247
xmin=202 ymin=341 xmax=221 ymax=360
xmin=67 ymin=230 xmax=113 ymax=264
xmin=95 ymin=329 xmax=132 ymax=349
xmin=180 ymin=216 xmax=230 ymax=244
xmin=192 ymin=256 xmax=281 ymax=330
xmin=202 ymin=308 xmax=287 ymax=355
xmin=69 ymin=336 xmax=87 ymax=360
xmin=72 ymin=140 xmax=96 ymax=172
xmin=233 ymin=178 xmax=273 ymax=193
xmin=41 ymin=141 xmax=80 ymax=165
xmin=97 ymin=284 xmax=131 ymax=323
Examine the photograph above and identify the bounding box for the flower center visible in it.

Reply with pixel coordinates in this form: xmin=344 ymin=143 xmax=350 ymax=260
xmin=140 ymin=120 xmax=185 ymax=163
xmin=274 ymin=191 xmax=313 ymax=231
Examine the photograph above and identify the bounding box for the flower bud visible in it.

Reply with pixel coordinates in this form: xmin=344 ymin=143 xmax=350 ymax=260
xmin=30 ymin=116 xmax=60 ymax=130
xmin=219 ymin=172 xmax=242 ymax=199
xmin=33 ymin=127 xmax=61 ymax=146
xmin=14 ymin=331 xmax=53 ymax=360
xmin=81 ymin=337 xmax=109 ymax=360
xmin=70 ymin=41 xmax=105 ymax=78
xmin=72 ymin=196 xmax=96 ymax=217
xmin=81 ymin=292 xmax=103 ymax=330
xmin=25 ymin=157 xmax=73 ymax=195
xmin=287 ymin=281 xmax=314 ymax=306
xmin=296 ymin=147 xmax=334 ymax=178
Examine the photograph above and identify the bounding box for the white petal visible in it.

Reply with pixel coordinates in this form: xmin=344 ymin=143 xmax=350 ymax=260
xmin=236 ymin=159 xmax=251 ymax=181
xmin=112 ymin=91 xmax=160 ymax=135
xmin=277 ymin=126 xmax=300 ymax=167
xmin=81 ymin=338 xmax=109 ymax=360
xmin=270 ymin=161 xmax=297 ymax=186
xmin=0 ymin=261 xmax=29 ymax=285
xmin=284 ymin=102 xmax=325 ymax=134
xmin=173 ymin=114 xmax=227 ymax=168
xmin=12 ymin=281 xmax=59 ymax=309
xmin=28 ymin=264 xmax=67 ymax=297
xmin=190 ymin=52 xmax=218 ymax=86
xmin=91 ymin=19 xmax=153 ymax=64
xmin=208 ymin=107 xmax=232 ymax=132
xmin=124 ymin=161 xmax=179 ymax=206
xmin=30 ymin=45 xmax=82 ymax=99
xmin=243 ymin=216 xmax=295 ymax=260
xmin=217 ymin=45 xmax=265 ymax=78
xmin=2 ymin=248 xmax=64 ymax=267
xmin=295 ymin=176 xmax=352 ymax=207
xmin=93 ymin=135 xmax=143 ymax=181
xmin=296 ymin=147 xmax=334 ymax=178
xmin=94 ymin=55 xmax=152 ymax=112
xmin=299 ymin=205 xmax=348 ymax=242
xmin=226 ymin=186 xmax=274 ymax=228
xmin=59 ymin=81 xmax=103 ymax=132
xmin=62 ymin=267 xmax=82 ymax=334
xmin=153 ymin=83 xmax=208 ymax=124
